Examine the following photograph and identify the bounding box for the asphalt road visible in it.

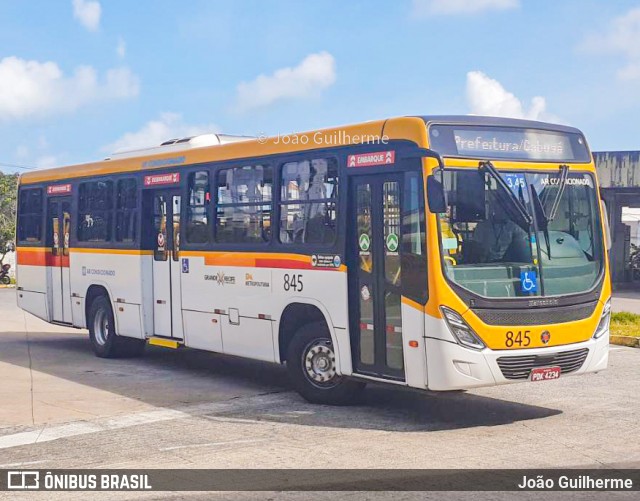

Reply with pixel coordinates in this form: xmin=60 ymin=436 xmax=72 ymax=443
xmin=0 ymin=288 xmax=638 ymax=500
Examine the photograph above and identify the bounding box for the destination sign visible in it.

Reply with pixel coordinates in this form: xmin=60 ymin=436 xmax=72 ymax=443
xmin=428 ymin=125 xmax=591 ymax=162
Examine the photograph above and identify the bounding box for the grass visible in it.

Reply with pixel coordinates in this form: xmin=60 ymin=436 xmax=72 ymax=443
xmin=610 ymin=311 xmax=640 ymax=338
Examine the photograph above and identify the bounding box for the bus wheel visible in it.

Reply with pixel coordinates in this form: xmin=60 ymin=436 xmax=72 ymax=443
xmin=88 ymin=295 xmax=145 ymax=358
xmin=287 ymin=322 xmax=365 ymax=405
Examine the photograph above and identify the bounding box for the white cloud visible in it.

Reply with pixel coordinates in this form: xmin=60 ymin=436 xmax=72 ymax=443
xmin=466 ymin=71 xmax=552 ymax=121
xmin=72 ymin=0 xmax=101 ymax=32
xmin=104 ymin=113 xmax=218 ymax=153
xmin=235 ymin=51 xmax=336 ymax=111
xmin=581 ymin=7 xmax=640 ymax=81
xmin=412 ymin=0 xmax=518 ymax=17
xmin=116 ymin=37 xmax=126 ymax=59
xmin=0 ymin=56 xmax=139 ymax=120
xmin=35 ymin=155 xmax=59 ymax=169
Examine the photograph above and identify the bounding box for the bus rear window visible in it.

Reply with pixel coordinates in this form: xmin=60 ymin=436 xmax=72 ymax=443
xmin=18 ymin=188 xmax=43 ymax=243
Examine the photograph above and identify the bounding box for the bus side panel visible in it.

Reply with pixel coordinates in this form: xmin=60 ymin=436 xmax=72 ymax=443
xmin=141 ymin=255 xmax=154 ymax=337
xmin=271 ymin=267 xmax=350 ymax=369
xmin=70 ymin=251 xmax=145 ymax=338
xmin=401 ymin=300 xmax=427 ymax=389
xmin=16 ymin=289 xmax=49 ymax=322
xmin=16 ymin=250 xmax=51 ymax=322
xmin=179 ymin=255 xmax=351 ymax=371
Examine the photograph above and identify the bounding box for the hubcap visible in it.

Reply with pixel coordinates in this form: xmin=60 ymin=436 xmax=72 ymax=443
xmin=93 ymin=309 xmax=110 ymax=346
xmin=303 ymin=340 xmax=339 ymax=388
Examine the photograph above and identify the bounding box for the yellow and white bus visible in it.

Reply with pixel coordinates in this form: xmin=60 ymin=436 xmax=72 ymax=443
xmin=15 ymin=116 xmax=611 ymax=404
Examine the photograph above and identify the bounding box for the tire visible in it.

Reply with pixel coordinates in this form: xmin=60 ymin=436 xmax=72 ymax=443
xmin=286 ymin=321 xmax=365 ymax=405
xmin=87 ymin=295 xmax=145 ymax=358
xmin=0 ymin=275 xmax=10 ymax=285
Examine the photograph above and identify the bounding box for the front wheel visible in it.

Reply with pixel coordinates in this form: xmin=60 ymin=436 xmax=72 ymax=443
xmin=0 ymin=275 xmax=10 ymax=285
xmin=286 ymin=322 xmax=365 ymax=405
xmin=88 ymin=295 xmax=145 ymax=358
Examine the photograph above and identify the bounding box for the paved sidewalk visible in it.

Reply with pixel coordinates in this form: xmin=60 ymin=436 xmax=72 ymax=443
xmin=612 ymin=290 xmax=640 ymax=314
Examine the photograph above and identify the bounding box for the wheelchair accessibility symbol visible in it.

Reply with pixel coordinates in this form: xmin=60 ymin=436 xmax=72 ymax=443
xmin=520 ymin=271 xmax=538 ymax=293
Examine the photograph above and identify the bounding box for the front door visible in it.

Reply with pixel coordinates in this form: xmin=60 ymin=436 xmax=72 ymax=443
xmin=348 ymin=175 xmax=405 ymax=380
xmin=150 ymin=190 xmax=184 ymax=339
xmin=47 ymin=197 xmax=72 ymax=323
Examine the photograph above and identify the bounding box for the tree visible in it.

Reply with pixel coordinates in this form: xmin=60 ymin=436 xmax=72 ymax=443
xmin=0 ymin=171 xmax=19 ymax=266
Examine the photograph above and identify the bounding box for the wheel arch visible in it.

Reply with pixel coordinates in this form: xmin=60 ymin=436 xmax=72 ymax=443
xmin=84 ymin=283 xmax=115 ymax=329
xmin=276 ymin=299 xmax=345 ymax=371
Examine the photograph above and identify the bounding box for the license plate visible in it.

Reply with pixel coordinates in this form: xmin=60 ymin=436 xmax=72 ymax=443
xmin=530 ymin=366 xmax=561 ymax=382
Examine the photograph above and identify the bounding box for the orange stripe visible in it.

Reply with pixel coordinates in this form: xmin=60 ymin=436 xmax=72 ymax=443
xmin=70 ymin=248 xmax=153 ymax=255
xmin=180 ymin=251 xmax=347 ymax=271
xmin=401 ymin=296 xmax=425 ymax=312
xmin=17 ymin=247 xmax=346 ymax=271
xmin=17 ymin=248 xmax=47 ymax=267
xmin=16 ymin=248 xmax=70 ymax=268
xmin=17 ymin=246 xmax=151 ymax=267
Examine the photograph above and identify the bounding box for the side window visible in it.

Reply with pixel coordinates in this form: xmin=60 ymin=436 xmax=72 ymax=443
xmin=186 ymin=171 xmax=210 ymax=244
xmin=115 ymin=178 xmax=138 ymax=243
xmin=215 ymin=165 xmax=272 ymax=243
xmin=401 ymin=170 xmax=427 ymax=303
xmin=78 ymin=181 xmax=113 ymax=242
xmin=279 ymin=158 xmax=338 ymax=245
xmin=18 ymin=188 xmax=43 ymax=243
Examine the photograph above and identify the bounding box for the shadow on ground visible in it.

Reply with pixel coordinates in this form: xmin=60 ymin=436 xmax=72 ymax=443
xmin=0 ymin=331 xmax=562 ymax=432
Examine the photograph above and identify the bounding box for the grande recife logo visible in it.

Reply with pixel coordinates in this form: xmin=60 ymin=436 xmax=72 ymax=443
xmin=347 ymin=150 xmax=395 ymax=168
xmin=144 ymin=173 xmax=180 ymax=186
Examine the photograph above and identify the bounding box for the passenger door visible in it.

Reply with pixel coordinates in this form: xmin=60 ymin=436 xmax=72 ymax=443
xmin=348 ymin=175 xmax=405 ymax=380
xmin=47 ymin=197 xmax=73 ymax=323
xmin=150 ymin=190 xmax=184 ymax=339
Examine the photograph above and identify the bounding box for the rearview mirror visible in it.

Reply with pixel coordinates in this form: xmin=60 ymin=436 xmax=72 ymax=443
xmin=427 ymin=174 xmax=447 ymax=214
xmin=600 ymin=198 xmax=612 ymax=251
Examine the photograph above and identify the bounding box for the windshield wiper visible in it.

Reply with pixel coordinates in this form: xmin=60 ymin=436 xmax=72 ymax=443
xmin=531 ymin=164 xmax=569 ymax=260
xmin=531 ymin=187 xmax=552 ymax=259
xmin=479 ymin=161 xmax=532 ymax=230
xmin=548 ymin=164 xmax=569 ymax=221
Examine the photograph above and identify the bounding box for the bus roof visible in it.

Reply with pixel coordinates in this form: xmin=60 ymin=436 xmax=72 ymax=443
xmin=18 ymin=115 xmax=585 ymax=185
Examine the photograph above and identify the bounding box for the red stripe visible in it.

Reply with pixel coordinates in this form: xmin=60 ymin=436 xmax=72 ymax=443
xmin=255 ymin=258 xmax=312 ymax=270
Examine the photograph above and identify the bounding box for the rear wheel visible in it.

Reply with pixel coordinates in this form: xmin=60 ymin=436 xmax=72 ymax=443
xmin=88 ymin=295 xmax=145 ymax=358
xmin=0 ymin=275 xmax=10 ymax=285
xmin=286 ymin=321 xmax=365 ymax=405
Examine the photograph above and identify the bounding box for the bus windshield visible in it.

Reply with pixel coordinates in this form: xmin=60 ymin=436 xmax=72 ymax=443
xmin=438 ymin=168 xmax=604 ymax=298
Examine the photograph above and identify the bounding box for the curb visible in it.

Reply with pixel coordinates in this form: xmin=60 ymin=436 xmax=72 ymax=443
xmin=0 ymin=284 xmax=16 ymax=289
xmin=610 ymin=335 xmax=640 ymax=348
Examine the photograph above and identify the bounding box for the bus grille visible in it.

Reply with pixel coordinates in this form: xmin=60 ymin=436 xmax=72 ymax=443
xmin=472 ymin=301 xmax=597 ymax=326
xmin=496 ymin=348 xmax=589 ymax=380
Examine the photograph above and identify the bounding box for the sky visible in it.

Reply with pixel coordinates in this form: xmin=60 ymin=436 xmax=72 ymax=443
xmin=1 ymin=0 xmax=640 ymax=173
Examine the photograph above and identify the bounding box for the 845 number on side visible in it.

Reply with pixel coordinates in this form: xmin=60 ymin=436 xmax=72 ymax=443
xmin=283 ymin=273 xmax=304 ymax=292
xmin=505 ymin=330 xmax=531 ymax=348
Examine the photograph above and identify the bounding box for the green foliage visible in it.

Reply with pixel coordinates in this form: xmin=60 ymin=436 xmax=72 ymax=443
xmin=0 ymin=171 xmax=19 ymax=262
xmin=611 ymin=311 xmax=640 ymax=338
xmin=611 ymin=311 xmax=640 ymax=324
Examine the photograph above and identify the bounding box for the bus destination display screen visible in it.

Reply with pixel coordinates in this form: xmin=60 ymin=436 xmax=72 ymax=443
xmin=428 ymin=125 xmax=591 ymax=162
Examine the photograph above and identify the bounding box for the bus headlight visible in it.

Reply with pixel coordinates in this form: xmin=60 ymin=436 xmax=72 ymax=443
xmin=440 ymin=306 xmax=485 ymax=350
xmin=593 ymin=299 xmax=611 ymax=339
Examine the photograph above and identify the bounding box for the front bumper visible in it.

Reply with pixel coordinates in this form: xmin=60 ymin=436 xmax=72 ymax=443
xmin=425 ymin=330 xmax=609 ymax=391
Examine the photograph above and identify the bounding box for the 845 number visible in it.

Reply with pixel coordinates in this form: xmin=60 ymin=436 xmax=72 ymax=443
xmin=283 ymin=273 xmax=304 ymax=292
xmin=505 ymin=330 xmax=531 ymax=348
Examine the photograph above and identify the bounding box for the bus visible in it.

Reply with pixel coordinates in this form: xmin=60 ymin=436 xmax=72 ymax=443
xmin=15 ymin=116 xmax=611 ymax=404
